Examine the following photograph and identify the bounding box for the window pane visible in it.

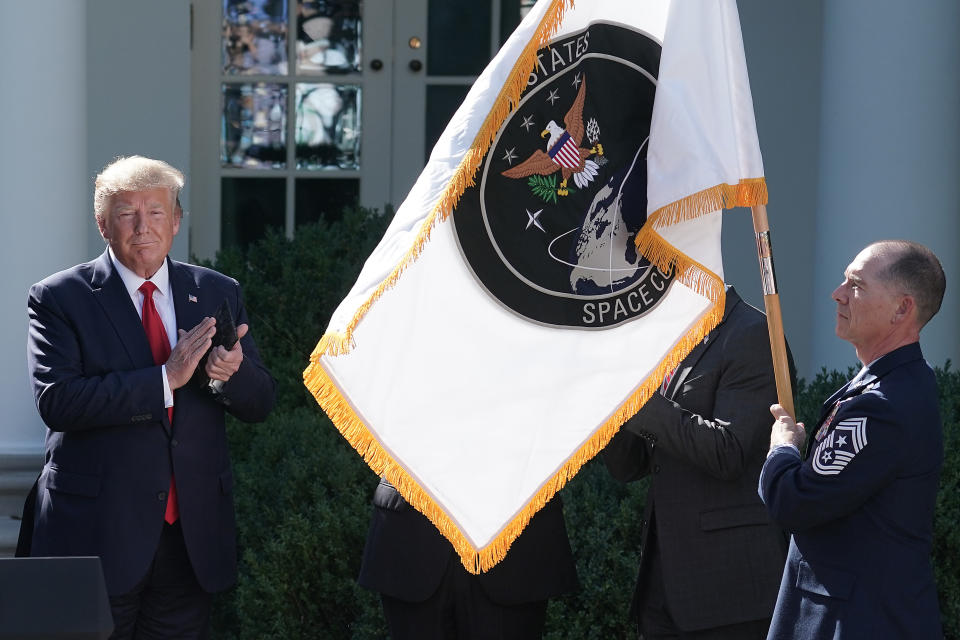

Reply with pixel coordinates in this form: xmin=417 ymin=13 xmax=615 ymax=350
xmin=295 ymin=178 xmax=360 ymax=226
xmin=221 ymin=177 xmax=286 ymax=249
xmin=500 ymin=0 xmax=537 ymax=46
xmin=425 ymin=84 xmax=470 ymax=162
xmin=222 ymin=83 xmax=287 ymax=169
xmin=427 ymin=0 xmax=491 ymax=76
xmin=296 ymin=0 xmax=362 ymax=74
xmin=295 ymin=83 xmax=361 ymax=170
xmin=223 ymin=0 xmax=288 ymax=75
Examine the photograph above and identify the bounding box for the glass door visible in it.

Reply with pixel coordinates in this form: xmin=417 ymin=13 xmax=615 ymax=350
xmin=190 ymin=0 xmax=392 ymax=258
xmin=190 ymin=0 xmax=533 ymax=258
xmin=390 ymin=0 xmax=536 ymax=206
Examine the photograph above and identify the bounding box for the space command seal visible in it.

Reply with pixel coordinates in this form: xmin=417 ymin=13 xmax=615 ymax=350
xmin=452 ymin=22 xmax=674 ymax=329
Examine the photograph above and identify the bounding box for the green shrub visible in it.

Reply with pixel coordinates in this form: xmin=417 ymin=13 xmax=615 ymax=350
xmin=208 ymin=212 xmax=960 ymax=638
xmin=211 ymin=408 xmax=386 ymax=639
xmin=934 ymin=363 xmax=960 ymax=639
xmin=207 ymin=207 xmax=392 ymax=639
xmin=207 ymin=205 xmax=393 ymax=411
xmin=544 ymin=463 xmax=647 ymax=640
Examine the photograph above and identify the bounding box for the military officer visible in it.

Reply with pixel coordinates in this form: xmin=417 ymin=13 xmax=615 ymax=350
xmin=759 ymin=240 xmax=946 ymax=639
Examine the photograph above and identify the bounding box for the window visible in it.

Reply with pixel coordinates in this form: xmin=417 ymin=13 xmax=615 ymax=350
xmin=190 ymin=0 xmax=536 ymax=257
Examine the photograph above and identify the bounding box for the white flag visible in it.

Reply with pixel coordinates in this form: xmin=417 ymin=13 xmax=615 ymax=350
xmin=305 ymin=0 xmax=766 ymax=573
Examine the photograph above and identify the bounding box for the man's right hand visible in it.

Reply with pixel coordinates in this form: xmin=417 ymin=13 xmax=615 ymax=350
xmin=166 ymin=317 xmax=216 ymax=390
xmin=769 ymin=403 xmax=806 ymax=452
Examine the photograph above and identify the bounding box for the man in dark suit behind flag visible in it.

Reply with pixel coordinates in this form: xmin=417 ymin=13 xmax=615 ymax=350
xmin=761 ymin=240 xmax=945 ymax=639
xmin=358 ymin=479 xmax=578 ymax=639
xmin=603 ymin=286 xmax=791 ymax=639
xmin=20 ymin=156 xmax=275 ymax=639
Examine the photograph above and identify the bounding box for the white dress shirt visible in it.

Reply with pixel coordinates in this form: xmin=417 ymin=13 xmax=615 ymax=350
xmin=108 ymin=247 xmax=176 ymax=408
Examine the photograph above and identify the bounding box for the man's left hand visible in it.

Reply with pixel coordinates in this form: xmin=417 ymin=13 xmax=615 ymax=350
xmin=206 ymin=323 xmax=248 ymax=382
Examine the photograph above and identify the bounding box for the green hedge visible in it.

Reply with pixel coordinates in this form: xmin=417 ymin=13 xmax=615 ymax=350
xmin=209 ymin=209 xmax=960 ymax=639
xmin=935 ymin=363 xmax=960 ymax=636
xmin=208 ymin=205 xmax=394 ymax=412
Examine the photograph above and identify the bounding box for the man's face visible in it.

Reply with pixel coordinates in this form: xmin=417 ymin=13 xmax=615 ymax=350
xmin=832 ymin=246 xmax=901 ymax=352
xmin=98 ymin=187 xmax=180 ymax=279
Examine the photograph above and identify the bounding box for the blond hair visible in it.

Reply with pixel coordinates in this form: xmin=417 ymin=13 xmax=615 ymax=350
xmin=94 ymin=156 xmax=184 ymax=222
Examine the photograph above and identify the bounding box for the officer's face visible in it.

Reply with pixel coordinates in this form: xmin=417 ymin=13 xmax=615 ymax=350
xmin=832 ymin=247 xmax=902 ymax=354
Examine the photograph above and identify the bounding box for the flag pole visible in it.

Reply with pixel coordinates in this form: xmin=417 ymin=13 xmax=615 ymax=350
xmin=751 ymin=205 xmax=795 ymax=418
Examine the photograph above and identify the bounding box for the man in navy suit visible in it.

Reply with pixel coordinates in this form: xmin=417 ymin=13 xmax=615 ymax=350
xmin=21 ymin=156 xmax=275 ymax=638
xmin=761 ymin=240 xmax=945 ymax=639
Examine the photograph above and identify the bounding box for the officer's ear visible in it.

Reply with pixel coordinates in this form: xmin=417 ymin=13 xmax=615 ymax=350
xmin=892 ymin=294 xmax=915 ymax=325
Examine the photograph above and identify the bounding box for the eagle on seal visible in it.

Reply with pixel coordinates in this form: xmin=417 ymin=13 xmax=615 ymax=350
xmin=502 ymin=75 xmax=604 ymax=196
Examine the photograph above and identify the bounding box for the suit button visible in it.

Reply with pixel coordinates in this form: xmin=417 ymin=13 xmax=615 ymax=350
xmin=653 ymin=465 xmax=661 ymax=474
xmin=157 ymin=491 xmax=167 ymax=501
xmin=171 ymin=439 xmax=179 ymax=447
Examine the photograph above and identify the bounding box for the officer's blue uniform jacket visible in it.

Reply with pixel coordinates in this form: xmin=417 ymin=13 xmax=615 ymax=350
xmin=760 ymin=343 xmax=942 ymax=639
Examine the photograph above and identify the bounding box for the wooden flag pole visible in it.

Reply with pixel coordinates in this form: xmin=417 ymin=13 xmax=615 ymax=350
xmin=751 ymin=205 xmax=795 ymax=418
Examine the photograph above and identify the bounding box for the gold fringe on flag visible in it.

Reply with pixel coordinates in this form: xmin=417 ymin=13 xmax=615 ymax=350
xmin=643 ymin=177 xmax=768 ymax=235
xmin=308 ymin=0 xmax=576 ymax=360
xmin=304 ymin=218 xmax=726 ymax=574
xmin=303 ymin=0 xmax=740 ymax=574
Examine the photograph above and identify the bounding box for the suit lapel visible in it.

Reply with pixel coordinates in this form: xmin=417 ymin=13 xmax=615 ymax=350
xmin=807 ymin=348 xmax=919 ymax=456
xmin=166 ymin=260 xmax=204 ymax=437
xmin=90 ymin=250 xmax=154 ymax=367
xmin=667 ymin=340 xmax=710 ymax=400
xmin=667 ymin=288 xmax=740 ymax=400
xmin=168 ymin=259 xmax=203 ymax=336
xmin=814 ymin=344 xmax=921 ymax=427
xmin=815 ymin=381 xmax=854 ymax=426
xmin=807 ymin=379 xmax=859 ymax=456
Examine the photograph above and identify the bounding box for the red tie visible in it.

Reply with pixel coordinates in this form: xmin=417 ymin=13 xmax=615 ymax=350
xmin=661 ymin=366 xmax=677 ymax=395
xmin=139 ymin=281 xmax=179 ymax=524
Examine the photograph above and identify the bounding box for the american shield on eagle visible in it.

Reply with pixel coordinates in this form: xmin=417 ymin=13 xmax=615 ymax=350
xmin=501 ymin=75 xmax=604 ymax=198
xmin=452 ymin=22 xmax=674 ymax=328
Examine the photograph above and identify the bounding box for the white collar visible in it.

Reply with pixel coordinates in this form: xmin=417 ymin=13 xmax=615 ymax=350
xmin=108 ymin=247 xmax=171 ymax=300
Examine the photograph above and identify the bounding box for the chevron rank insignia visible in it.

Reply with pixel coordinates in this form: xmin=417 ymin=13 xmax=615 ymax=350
xmin=812 ymin=417 xmax=868 ymax=476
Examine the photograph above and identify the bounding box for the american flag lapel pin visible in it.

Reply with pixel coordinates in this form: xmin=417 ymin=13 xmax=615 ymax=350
xmin=188 ymin=294 xmax=198 ymax=303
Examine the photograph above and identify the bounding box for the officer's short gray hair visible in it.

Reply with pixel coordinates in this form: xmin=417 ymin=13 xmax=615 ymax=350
xmin=871 ymin=240 xmax=945 ymax=328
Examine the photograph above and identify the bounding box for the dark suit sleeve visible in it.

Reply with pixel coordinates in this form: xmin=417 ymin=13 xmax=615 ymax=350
xmin=621 ymin=310 xmax=780 ymax=481
xmin=217 ymin=281 xmax=275 ymax=422
xmin=602 ymin=427 xmax=652 ymax=482
xmin=28 ymin=282 xmax=166 ymax=431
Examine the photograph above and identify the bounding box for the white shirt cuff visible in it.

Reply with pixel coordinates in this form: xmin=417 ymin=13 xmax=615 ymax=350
xmin=161 ymin=364 xmax=174 ymax=408
xmin=767 ymin=443 xmax=801 ymax=459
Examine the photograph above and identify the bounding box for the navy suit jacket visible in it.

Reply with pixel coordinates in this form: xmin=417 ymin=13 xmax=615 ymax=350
xmin=760 ymin=343 xmax=942 ymax=639
xmin=24 ymin=250 xmax=275 ymax=596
